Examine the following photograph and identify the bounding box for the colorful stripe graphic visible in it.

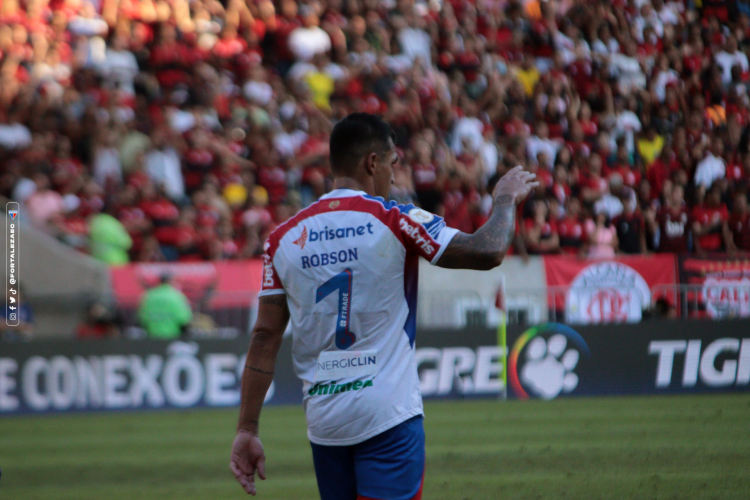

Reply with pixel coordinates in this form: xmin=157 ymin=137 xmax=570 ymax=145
xmin=508 ymin=323 xmax=590 ymax=399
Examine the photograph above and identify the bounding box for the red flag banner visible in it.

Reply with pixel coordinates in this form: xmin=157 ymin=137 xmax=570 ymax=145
xmin=110 ymin=260 xmax=264 ymax=308
xmin=544 ymin=255 xmax=678 ymax=324
xmin=678 ymin=255 xmax=750 ymax=319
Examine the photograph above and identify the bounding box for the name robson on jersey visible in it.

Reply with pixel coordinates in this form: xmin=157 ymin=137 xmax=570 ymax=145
xmin=302 ymin=248 xmax=359 ymax=269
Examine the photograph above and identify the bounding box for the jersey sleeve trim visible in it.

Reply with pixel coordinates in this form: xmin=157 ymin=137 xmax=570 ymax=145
xmin=258 ymin=288 xmax=287 ymax=297
xmin=265 ymin=193 xmax=458 ymax=265
xmin=428 ymin=226 xmax=459 ymax=265
xmin=361 ymin=195 xmax=458 ymax=263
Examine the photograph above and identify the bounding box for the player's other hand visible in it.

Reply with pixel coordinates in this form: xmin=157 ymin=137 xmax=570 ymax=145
xmin=493 ymin=166 xmax=539 ymax=205
xmin=231 ymin=430 xmax=267 ymax=495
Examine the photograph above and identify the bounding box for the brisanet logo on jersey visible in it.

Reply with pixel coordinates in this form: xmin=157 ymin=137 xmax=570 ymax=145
xmin=294 ymin=224 xmax=374 ymax=250
xmin=649 ymin=338 xmax=750 ymax=388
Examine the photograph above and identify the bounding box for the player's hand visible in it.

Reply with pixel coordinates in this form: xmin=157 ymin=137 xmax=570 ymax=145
xmin=230 ymin=430 xmax=267 ymax=495
xmin=494 ymin=166 xmax=539 ymax=205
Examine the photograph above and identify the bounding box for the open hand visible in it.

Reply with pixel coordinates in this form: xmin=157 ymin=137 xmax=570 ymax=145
xmin=494 ymin=166 xmax=539 ymax=205
xmin=230 ymin=430 xmax=267 ymax=495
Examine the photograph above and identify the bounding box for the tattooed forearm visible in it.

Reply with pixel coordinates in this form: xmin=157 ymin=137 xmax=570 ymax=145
xmin=437 ymin=197 xmax=516 ymax=270
xmin=245 ymin=365 xmax=274 ymax=375
xmin=236 ymin=293 xmax=289 ymax=434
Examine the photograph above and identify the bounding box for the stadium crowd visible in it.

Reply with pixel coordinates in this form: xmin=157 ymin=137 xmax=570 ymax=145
xmin=2 ymin=0 xmax=750 ymax=262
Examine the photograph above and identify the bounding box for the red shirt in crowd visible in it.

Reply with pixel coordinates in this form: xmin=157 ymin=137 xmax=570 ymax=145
xmin=557 ymin=215 xmax=586 ymax=254
xmin=256 ymin=164 xmax=288 ymax=205
xmin=413 ymin=163 xmax=439 ymax=191
xmin=501 ymin=118 xmax=532 ymax=138
xmin=160 ymin=226 xmax=203 ymax=260
xmin=691 ymin=204 xmax=729 ymax=251
xmin=647 ymin=157 xmax=681 ymax=198
xmin=117 ymin=205 xmax=148 ymax=251
xmin=656 ymin=206 xmax=690 ymax=253
xmin=183 ymin=149 xmax=215 ymax=192
xmin=729 ymin=212 xmax=750 ymax=251
xmin=550 ymin=181 xmax=571 ymax=204
xmin=442 ymin=189 xmax=473 ymax=233
xmin=195 ymin=203 xmax=221 ymax=228
xmin=606 ymin=164 xmax=641 ymax=188
xmin=726 ymin=160 xmax=747 ymax=183
xmin=578 ymin=170 xmax=608 ymax=193
xmin=565 ymin=139 xmax=592 ymax=158
xmin=139 ymin=198 xmax=180 ymax=226
xmin=273 ymin=16 xmax=302 ymax=61
xmin=523 ymin=217 xmax=559 ymax=255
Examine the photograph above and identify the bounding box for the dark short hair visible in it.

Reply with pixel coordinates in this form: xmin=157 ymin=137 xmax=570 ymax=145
xmin=329 ymin=113 xmax=395 ymax=175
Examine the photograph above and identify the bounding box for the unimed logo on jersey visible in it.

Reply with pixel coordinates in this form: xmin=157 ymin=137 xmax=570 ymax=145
xmin=307 ymin=379 xmax=374 ymax=397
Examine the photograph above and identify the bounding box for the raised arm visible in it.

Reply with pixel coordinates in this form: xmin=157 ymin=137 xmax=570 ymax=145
xmin=437 ymin=166 xmax=538 ymax=270
xmin=231 ymin=294 xmax=290 ymax=496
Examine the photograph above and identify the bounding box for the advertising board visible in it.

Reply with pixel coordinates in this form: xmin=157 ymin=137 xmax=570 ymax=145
xmin=2 ymin=320 xmax=748 ymax=415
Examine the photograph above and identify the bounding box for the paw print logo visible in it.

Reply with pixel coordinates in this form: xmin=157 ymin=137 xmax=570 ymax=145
xmin=509 ymin=323 xmax=590 ymax=400
xmin=520 ymin=334 xmax=579 ymax=400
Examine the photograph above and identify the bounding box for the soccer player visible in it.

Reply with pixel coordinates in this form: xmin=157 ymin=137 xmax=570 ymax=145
xmin=230 ymin=113 xmax=537 ymax=499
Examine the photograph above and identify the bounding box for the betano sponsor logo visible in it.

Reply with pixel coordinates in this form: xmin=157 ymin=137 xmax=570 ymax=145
xmin=399 ymin=218 xmax=435 ymax=256
xmin=308 ymin=379 xmax=374 ymax=396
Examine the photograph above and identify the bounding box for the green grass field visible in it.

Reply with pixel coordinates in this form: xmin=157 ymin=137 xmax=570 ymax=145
xmin=2 ymin=394 xmax=749 ymax=500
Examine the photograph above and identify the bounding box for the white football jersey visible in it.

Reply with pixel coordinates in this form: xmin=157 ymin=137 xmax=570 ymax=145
xmin=259 ymin=189 xmax=458 ymax=445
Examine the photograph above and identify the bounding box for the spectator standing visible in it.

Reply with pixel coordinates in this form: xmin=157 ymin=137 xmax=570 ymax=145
xmin=523 ymin=199 xmax=560 ymax=254
xmin=652 ymin=184 xmax=690 ymax=253
xmin=137 ymin=274 xmax=193 ymax=339
xmin=144 ymin=127 xmax=185 ymax=203
xmin=97 ymin=34 xmax=139 ymax=94
xmin=714 ymin=36 xmax=749 ymax=85
xmin=636 ymin=126 xmax=665 ymax=168
xmin=92 ymin=128 xmax=123 ymax=188
xmin=557 ymin=197 xmax=587 ymax=255
xmin=614 ymin=199 xmax=647 ymax=254
xmin=586 ymin=212 xmax=618 ymax=259
xmin=25 ymin=173 xmax=64 ymax=230
xmin=288 ymin=10 xmax=331 ymax=62
xmin=89 ymin=209 xmax=133 ymax=265
xmin=695 ymin=138 xmax=727 ymax=191
xmin=729 ymin=192 xmax=750 ymax=252
xmin=691 ymin=184 xmax=734 ymax=255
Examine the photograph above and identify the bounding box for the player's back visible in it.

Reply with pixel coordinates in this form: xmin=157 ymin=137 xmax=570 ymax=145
xmin=259 ymin=188 xmax=457 ymax=445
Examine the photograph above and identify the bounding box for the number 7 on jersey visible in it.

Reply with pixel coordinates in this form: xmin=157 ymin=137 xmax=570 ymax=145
xmin=316 ymin=268 xmax=357 ymax=349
